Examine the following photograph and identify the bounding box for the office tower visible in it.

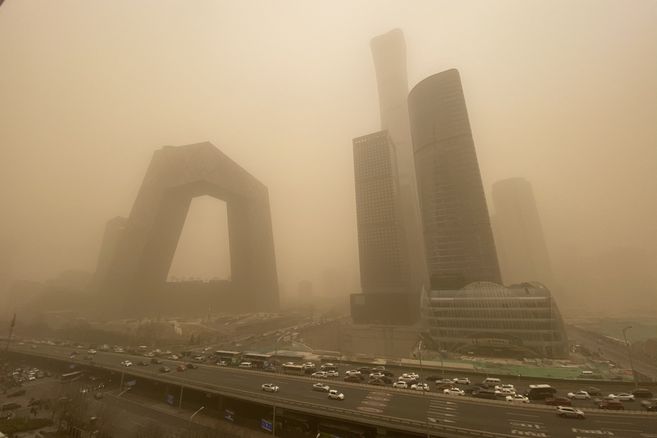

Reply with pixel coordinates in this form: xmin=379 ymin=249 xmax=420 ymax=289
xmin=491 ymin=177 xmax=553 ymax=286
xmin=408 ymin=69 xmax=501 ymax=289
xmin=351 ymin=131 xmax=418 ymax=324
xmin=369 ymin=29 xmax=429 ymax=298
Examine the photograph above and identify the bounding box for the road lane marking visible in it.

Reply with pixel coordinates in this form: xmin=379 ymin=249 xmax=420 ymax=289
xmin=510 ymin=421 xmax=545 ymax=430
xmin=510 ymin=430 xmax=549 ymax=437
xmin=356 ymin=406 xmax=382 ymax=413
xmin=427 ymin=411 xmax=455 ymax=417
xmin=428 ymin=417 xmax=455 ymax=424
xmin=427 ymin=405 xmax=456 ymax=411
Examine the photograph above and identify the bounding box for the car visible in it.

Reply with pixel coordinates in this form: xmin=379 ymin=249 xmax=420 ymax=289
xmin=261 ymin=383 xmax=279 ymax=393
xmin=495 ymin=385 xmax=516 ymax=396
xmin=186 ymin=363 xmax=198 ymax=369
xmin=345 ymin=369 xmax=361 ymax=377
xmin=482 ymin=377 xmax=501 ymax=387
xmin=357 ymin=367 xmax=371 ymax=374
xmin=598 ymin=399 xmax=624 ymax=410
xmin=453 ymin=377 xmax=471 ymax=385
xmin=94 ymin=392 xmax=103 ymax=400
xmin=150 ymin=358 xmax=162 ymax=364
xmin=312 ymin=371 xmax=328 ymax=378
xmin=343 ymin=375 xmax=361 ymax=383
xmin=425 ymin=375 xmax=447 ymax=382
xmin=176 ymin=364 xmax=186 ymax=372
xmin=544 ymin=397 xmax=572 ymax=406
xmin=159 ymin=366 xmax=171 ymax=373
xmin=411 ymin=383 xmax=430 ymax=392
xmin=393 ymin=381 xmax=409 ymax=389
xmin=369 ymin=372 xmax=385 ymax=380
xmin=401 ymin=372 xmax=419 ymax=379
xmin=328 ymin=389 xmax=344 ymax=400
xmin=238 ymin=362 xmax=253 ymax=369
xmin=567 ymin=391 xmax=591 ymax=400
xmin=608 ymin=393 xmax=634 ymax=401
xmin=121 ymin=360 xmax=133 ymax=367
xmin=506 ymin=394 xmax=530 ymax=403
xmin=138 ymin=360 xmax=149 ymax=366
xmin=326 ymin=370 xmax=339 ymax=377
xmin=585 ymin=386 xmax=602 ymax=396
xmin=87 ymin=349 xmax=97 ymax=355
xmin=642 ymin=400 xmax=657 ymax=412
xmin=372 ymin=366 xmax=386 ymax=372
xmin=556 ymin=406 xmax=585 ymax=419
xmin=443 ymin=388 xmax=465 ymax=396
xmin=368 ymin=379 xmax=386 ymax=386
xmin=435 ymin=378 xmax=455 ymax=385
xmin=313 ymin=383 xmax=330 ymax=392
xmin=216 ymin=360 xmax=229 ymax=366
xmin=632 ymin=388 xmax=653 ymax=399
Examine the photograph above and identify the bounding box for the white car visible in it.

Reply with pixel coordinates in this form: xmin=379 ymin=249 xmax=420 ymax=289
xmin=328 ymin=389 xmax=345 ymax=400
xmin=312 ymin=371 xmax=328 ymax=379
xmin=345 ymin=370 xmax=361 ymax=377
xmin=506 ymin=394 xmax=530 ymax=403
xmin=495 ymin=385 xmax=516 ymax=396
xmin=609 ymin=393 xmax=634 ymax=401
xmin=452 ymin=377 xmax=471 ymax=385
xmin=402 ymin=372 xmax=419 ymax=379
xmin=369 ymin=372 xmax=385 ymax=380
xmin=87 ymin=349 xmax=97 ymax=355
xmin=326 ymin=370 xmax=339 ymax=377
xmin=567 ymin=391 xmax=591 ymax=400
xmin=393 ymin=381 xmax=409 ymax=389
xmin=121 ymin=360 xmax=133 ymax=367
xmin=443 ymin=388 xmax=465 ymax=396
xmin=238 ymin=362 xmax=253 ymax=369
xmin=261 ymin=383 xmax=279 ymax=393
xmin=411 ymin=383 xmax=430 ymax=392
xmin=313 ymin=383 xmax=330 ymax=392
xmin=556 ymin=406 xmax=585 ymax=419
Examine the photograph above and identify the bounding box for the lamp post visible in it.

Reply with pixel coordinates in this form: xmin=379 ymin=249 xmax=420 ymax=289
xmin=189 ymin=406 xmax=205 ymax=432
xmin=622 ymin=326 xmax=637 ymax=388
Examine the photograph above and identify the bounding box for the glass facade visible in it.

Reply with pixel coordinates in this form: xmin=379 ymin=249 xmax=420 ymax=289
xmin=423 ymin=282 xmax=568 ymax=358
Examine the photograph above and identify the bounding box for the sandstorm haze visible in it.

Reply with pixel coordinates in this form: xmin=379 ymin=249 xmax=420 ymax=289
xmin=1 ymin=0 xmax=655 ymax=315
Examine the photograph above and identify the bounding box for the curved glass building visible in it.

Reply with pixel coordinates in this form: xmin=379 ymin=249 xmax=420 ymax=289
xmin=408 ymin=69 xmax=501 ymax=290
xmin=423 ymin=282 xmax=568 ymax=358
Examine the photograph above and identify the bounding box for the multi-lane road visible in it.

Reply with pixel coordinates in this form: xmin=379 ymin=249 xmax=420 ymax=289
xmin=8 ymin=343 xmax=657 ymax=438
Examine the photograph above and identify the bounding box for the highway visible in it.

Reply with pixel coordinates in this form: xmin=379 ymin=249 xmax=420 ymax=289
xmin=8 ymin=343 xmax=657 ymax=438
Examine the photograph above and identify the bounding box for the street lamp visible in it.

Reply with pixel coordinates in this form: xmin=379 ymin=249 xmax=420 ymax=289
xmin=622 ymin=326 xmax=637 ymax=388
xmin=189 ymin=406 xmax=205 ymax=431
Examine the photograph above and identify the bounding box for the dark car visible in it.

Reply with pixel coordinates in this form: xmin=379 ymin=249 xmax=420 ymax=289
xmin=368 ymin=379 xmax=386 ymax=386
xmin=159 ymin=366 xmax=171 ymax=373
xmin=357 ymin=367 xmax=371 ymax=374
xmin=585 ymin=386 xmax=602 ymax=396
xmin=644 ymin=403 xmax=657 ymax=412
xmin=544 ymin=397 xmax=572 ymax=406
xmin=472 ymin=390 xmax=497 ymax=400
xmin=176 ymin=365 xmax=186 ymax=372
xmin=598 ymin=400 xmax=624 ymax=410
xmin=343 ymin=375 xmax=361 ymax=383
xmin=150 ymin=358 xmax=162 ymax=364
xmin=185 ymin=363 xmax=198 ymax=369
xmin=425 ymin=375 xmax=447 ymax=382
xmin=632 ymin=388 xmax=653 ymax=399
xmin=138 ymin=360 xmax=149 ymax=366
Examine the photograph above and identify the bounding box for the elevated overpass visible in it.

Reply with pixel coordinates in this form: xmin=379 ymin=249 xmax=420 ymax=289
xmin=5 ymin=344 xmax=656 ymax=438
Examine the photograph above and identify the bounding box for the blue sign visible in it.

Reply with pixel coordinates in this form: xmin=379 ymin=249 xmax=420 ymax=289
xmin=261 ymin=419 xmax=273 ymax=432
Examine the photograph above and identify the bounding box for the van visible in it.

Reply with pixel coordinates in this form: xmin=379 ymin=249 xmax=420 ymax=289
xmin=238 ymin=362 xmax=253 ymax=369
xmin=482 ymin=377 xmax=501 ymax=387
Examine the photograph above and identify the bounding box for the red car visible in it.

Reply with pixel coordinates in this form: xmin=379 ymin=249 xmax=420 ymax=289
xmin=598 ymin=400 xmax=624 ymax=410
xmin=176 ymin=364 xmax=186 ymax=372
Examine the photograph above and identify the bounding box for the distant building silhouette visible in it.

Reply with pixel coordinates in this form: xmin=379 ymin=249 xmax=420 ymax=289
xmin=95 ymin=142 xmax=279 ymax=316
xmin=491 ymin=178 xmax=553 ymax=286
xmin=408 ymin=69 xmax=501 ymax=289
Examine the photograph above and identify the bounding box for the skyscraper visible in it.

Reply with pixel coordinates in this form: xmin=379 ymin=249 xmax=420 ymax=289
xmin=491 ymin=177 xmax=553 ymax=286
xmin=353 ymin=131 xmax=409 ymax=294
xmin=408 ymin=69 xmax=501 ymax=289
xmin=369 ymin=29 xmax=429 ymax=299
xmin=349 ymin=29 xmax=428 ymax=325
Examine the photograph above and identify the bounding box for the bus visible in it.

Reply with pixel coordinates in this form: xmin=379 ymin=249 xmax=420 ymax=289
xmin=282 ymin=364 xmax=305 ymax=376
xmin=526 ymin=384 xmax=557 ymax=401
xmin=214 ymin=350 xmax=242 ymax=366
xmin=60 ymin=371 xmax=83 ymax=383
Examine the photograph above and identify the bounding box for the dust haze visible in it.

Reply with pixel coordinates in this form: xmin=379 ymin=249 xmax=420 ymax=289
xmin=1 ymin=0 xmax=655 ymax=316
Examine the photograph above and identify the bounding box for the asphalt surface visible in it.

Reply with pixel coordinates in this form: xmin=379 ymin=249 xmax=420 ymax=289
xmin=9 ymin=344 xmax=657 ymax=438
